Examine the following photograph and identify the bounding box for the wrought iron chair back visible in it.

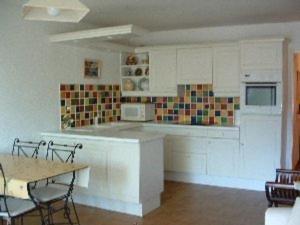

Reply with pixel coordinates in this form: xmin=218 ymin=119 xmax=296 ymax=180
xmin=42 ymin=141 xmax=83 ymax=225
xmin=46 ymin=141 xmax=83 ymax=163
xmin=12 ymin=138 xmax=46 ymax=159
xmin=0 ymin=163 xmax=10 ymax=217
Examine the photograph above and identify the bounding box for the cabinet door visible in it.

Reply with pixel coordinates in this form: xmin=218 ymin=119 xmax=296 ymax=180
xmin=172 ymin=151 xmax=207 ymax=174
xmin=240 ymin=115 xmax=281 ymax=180
xmin=164 ymin=135 xmax=173 ymax=171
xmin=149 ymin=49 xmax=177 ymax=95
xmin=108 ymin=143 xmax=140 ymax=202
xmin=240 ymin=40 xmax=283 ymax=70
xmin=164 ymin=135 xmax=207 ymax=174
xmin=76 ymin=142 xmax=108 ymax=194
xmin=177 ymin=47 xmax=213 ymax=84
xmin=207 ymin=138 xmax=239 ymax=177
xmin=213 ymin=45 xmax=240 ymax=97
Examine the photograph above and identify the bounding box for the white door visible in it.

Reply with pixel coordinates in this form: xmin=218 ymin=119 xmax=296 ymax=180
xmin=149 ymin=49 xmax=177 ymax=95
xmin=177 ymin=47 xmax=213 ymax=84
xmin=240 ymin=40 xmax=283 ymax=70
xmin=213 ymin=45 xmax=240 ymax=97
xmin=207 ymin=138 xmax=239 ymax=177
xmin=240 ymin=115 xmax=281 ymax=180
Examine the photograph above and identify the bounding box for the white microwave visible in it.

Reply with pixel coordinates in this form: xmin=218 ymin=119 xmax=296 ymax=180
xmin=121 ymin=103 xmax=155 ymax=121
xmin=241 ymin=82 xmax=282 ymax=115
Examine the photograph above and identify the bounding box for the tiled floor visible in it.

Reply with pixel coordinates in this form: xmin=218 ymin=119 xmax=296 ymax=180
xmin=25 ymin=181 xmax=267 ymax=225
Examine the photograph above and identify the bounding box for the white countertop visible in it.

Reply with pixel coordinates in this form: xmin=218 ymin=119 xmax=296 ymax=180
xmin=42 ymin=121 xmax=239 ymax=143
xmin=42 ymin=122 xmax=164 ymax=143
xmin=142 ymin=121 xmax=239 ymax=131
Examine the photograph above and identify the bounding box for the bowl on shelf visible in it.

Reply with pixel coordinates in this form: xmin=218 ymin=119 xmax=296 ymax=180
xmin=123 ymin=79 xmax=136 ymax=91
xmin=126 ymin=55 xmax=138 ymax=65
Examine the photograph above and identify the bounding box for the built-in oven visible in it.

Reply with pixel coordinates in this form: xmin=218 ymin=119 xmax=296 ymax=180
xmin=241 ymin=70 xmax=282 ymax=115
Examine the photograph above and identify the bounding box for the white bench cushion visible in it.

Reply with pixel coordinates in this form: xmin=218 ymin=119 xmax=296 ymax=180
xmin=265 ymin=208 xmax=291 ymax=225
xmin=287 ymin=197 xmax=300 ymax=225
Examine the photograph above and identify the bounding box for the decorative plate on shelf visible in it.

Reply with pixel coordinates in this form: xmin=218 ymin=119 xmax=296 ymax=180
xmin=135 ymin=68 xmax=143 ymax=76
xmin=138 ymin=78 xmax=149 ymax=91
xmin=123 ymin=79 xmax=135 ymax=91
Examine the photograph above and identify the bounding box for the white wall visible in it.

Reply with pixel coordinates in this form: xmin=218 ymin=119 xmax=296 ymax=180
xmin=132 ymin=21 xmax=300 ymax=169
xmin=0 ymin=1 xmax=120 ymax=153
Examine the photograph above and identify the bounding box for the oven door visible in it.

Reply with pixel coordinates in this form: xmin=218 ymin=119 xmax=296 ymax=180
xmin=241 ymin=82 xmax=282 ymax=115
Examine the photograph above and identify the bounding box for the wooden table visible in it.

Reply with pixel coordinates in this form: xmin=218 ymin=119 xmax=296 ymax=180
xmin=0 ymin=154 xmax=90 ymax=199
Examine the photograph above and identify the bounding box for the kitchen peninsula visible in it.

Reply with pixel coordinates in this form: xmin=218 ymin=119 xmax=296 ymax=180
xmin=41 ymin=123 xmax=164 ymax=217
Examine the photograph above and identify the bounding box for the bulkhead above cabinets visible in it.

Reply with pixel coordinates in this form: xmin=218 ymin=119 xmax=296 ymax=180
xmin=49 ymin=24 xmax=149 ymax=52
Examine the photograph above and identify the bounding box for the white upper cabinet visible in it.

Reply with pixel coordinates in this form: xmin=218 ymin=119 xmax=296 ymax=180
xmin=149 ymin=49 xmax=177 ymax=96
xmin=240 ymin=39 xmax=283 ymax=70
xmin=213 ymin=44 xmax=240 ymax=97
xmin=177 ymin=47 xmax=213 ymax=84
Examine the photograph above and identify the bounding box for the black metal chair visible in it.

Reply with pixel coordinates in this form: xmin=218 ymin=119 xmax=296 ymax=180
xmin=12 ymin=138 xmax=46 ymax=158
xmin=31 ymin=141 xmax=83 ymax=225
xmin=0 ymin=163 xmax=36 ymax=225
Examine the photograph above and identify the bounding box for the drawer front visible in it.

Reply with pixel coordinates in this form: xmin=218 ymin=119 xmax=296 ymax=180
xmin=207 ymin=129 xmax=239 ymax=139
xmin=165 ymin=135 xmax=207 ymax=154
xmin=172 ymin=151 xmax=207 ymax=175
xmin=142 ymin=125 xmax=207 ymax=137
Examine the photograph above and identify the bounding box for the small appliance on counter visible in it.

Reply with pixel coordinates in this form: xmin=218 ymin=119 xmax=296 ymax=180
xmin=121 ymin=103 xmax=155 ymax=121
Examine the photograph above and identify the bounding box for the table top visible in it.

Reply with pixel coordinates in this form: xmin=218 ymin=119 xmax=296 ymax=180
xmin=0 ymin=154 xmax=89 ymax=199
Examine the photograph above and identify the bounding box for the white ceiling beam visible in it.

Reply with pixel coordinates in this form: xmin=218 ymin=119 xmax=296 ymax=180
xmin=49 ymin=24 xmax=149 ymax=43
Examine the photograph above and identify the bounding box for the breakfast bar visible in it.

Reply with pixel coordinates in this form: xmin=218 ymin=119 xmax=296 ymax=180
xmin=41 ymin=125 xmax=165 ymax=217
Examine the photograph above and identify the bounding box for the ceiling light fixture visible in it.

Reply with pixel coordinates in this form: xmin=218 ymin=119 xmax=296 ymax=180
xmin=23 ymin=0 xmax=90 ymax=23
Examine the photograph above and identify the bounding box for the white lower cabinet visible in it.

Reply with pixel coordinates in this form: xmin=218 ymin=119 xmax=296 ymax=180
xmin=207 ymin=138 xmax=239 ymax=177
xmin=161 ymin=129 xmax=240 ymax=178
xmin=164 ymin=135 xmax=207 ymax=174
xmin=240 ymin=115 xmax=281 ymax=181
xmin=172 ymin=151 xmax=207 ymax=174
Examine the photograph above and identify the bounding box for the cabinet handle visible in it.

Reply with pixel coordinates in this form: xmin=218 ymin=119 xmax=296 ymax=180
xmin=245 ymin=74 xmax=251 ymax=78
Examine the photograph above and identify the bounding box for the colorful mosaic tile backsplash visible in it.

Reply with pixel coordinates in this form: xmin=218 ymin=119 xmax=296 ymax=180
xmin=60 ymin=84 xmax=240 ymax=128
xmin=60 ymin=84 xmax=121 ymax=128
xmin=121 ymin=84 xmax=240 ymax=126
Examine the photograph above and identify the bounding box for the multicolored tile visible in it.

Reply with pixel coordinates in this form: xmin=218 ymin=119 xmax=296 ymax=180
xmin=60 ymin=83 xmax=240 ymax=128
xmin=121 ymin=84 xmax=240 ymax=126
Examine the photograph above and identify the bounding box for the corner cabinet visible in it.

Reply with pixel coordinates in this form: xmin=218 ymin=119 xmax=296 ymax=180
xmin=149 ymin=49 xmax=177 ymax=96
xmin=177 ymin=47 xmax=213 ymax=84
xmin=121 ymin=50 xmax=177 ymax=96
xmin=213 ymin=44 xmax=240 ymax=97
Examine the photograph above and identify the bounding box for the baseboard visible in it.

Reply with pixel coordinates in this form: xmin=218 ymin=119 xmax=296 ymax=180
xmin=165 ymin=171 xmax=265 ymax=191
xmin=73 ymin=192 xmax=161 ymax=217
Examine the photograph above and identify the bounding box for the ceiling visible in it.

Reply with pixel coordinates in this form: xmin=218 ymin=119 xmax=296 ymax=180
xmin=80 ymin=0 xmax=300 ymax=31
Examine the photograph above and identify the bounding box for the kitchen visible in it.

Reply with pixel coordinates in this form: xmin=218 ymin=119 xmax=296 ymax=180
xmin=40 ymin=37 xmax=285 ymax=217
xmin=1 ymin=1 xmax=300 ymax=225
